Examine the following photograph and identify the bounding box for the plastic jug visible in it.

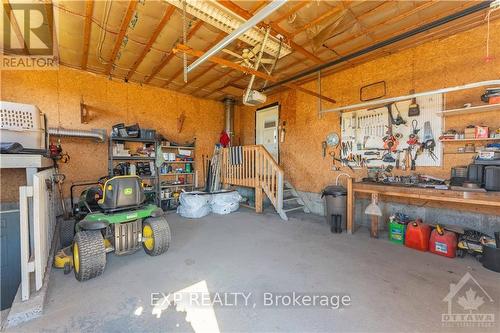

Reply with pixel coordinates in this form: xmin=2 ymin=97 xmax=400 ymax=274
xmin=429 ymin=225 xmax=457 ymax=258
xmin=405 ymin=219 xmax=431 ymax=251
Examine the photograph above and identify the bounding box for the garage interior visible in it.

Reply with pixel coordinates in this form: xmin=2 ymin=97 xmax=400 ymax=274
xmin=1 ymin=0 xmax=500 ymax=332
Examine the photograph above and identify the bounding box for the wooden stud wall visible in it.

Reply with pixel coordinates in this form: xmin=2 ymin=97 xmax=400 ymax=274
xmin=235 ymin=21 xmax=500 ymax=194
xmin=1 ymin=67 xmax=224 ymax=202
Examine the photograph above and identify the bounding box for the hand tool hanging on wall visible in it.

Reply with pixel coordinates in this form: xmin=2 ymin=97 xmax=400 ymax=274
xmin=383 ymin=109 xmax=399 ymax=152
xmin=388 ymin=103 xmax=406 ymax=126
xmin=421 ymin=121 xmax=438 ymax=161
xmin=408 ymin=90 xmax=420 ymax=116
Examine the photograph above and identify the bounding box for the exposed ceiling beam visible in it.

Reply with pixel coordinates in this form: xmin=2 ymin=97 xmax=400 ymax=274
xmin=3 ymin=1 xmax=29 ymax=55
xmin=271 ymin=1 xmax=311 ymax=24
xmin=324 ymin=0 xmax=437 ymax=49
xmin=104 ymin=0 xmax=139 ymax=75
xmin=144 ymin=20 xmax=205 ymax=84
xmin=217 ymin=0 xmax=323 ymax=64
xmin=161 ymin=31 xmax=226 ymax=87
xmin=125 ymin=5 xmax=176 ymax=81
xmin=250 ymin=0 xmax=269 ymax=13
xmin=81 ymin=0 xmax=94 ymax=69
xmin=174 ymin=44 xmax=335 ymax=104
xmin=267 ymin=1 xmax=489 ymax=91
xmin=292 ymin=5 xmax=343 ymax=36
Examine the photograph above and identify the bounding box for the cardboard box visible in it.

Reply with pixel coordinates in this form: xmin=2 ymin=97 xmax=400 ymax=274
xmin=464 ymin=128 xmax=475 ymax=139
xmin=475 ymin=126 xmax=489 ymax=139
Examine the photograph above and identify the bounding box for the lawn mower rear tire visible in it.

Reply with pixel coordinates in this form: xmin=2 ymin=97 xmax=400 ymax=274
xmin=142 ymin=216 xmax=171 ymax=256
xmin=73 ymin=230 xmax=106 ymax=281
xmin=59 ymin=218 xmax=75 ymax=248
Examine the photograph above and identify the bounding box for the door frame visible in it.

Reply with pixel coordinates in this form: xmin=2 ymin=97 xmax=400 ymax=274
xmin=255 ymin=102 xmax=280 ymax=163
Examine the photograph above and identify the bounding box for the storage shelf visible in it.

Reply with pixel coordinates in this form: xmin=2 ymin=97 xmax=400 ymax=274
xmin=111 ymin=156 xmax=155 ymax=160
xmin=440 ymin=138 xmax=500 ymax=142
xmin=161 ymin=183 xmax=194 ymax=188
xmin=110 ymin=137 xmax=156 ymax=143
xmin=443 ymin=152 xmax=476 ymax=155
xmin=163 ymin=161 xmax=195 ymax=163
xmin=161 ymin=146 xmax=195 ymax=150
xmin=436 ymin=103 xmax=500 ymax=117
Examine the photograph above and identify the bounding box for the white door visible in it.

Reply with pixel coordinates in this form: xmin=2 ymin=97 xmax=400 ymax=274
xmin=256 ymin=105 xmax=279 ymax=162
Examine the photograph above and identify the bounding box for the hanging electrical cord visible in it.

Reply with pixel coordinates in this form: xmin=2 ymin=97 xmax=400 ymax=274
xmin=484 ymin=1 xmax=499 ymax=61
xmin=96 ymin=0 xmax=113 ymax=65
xmin=182 ymin=0 xmax=188 ymax=83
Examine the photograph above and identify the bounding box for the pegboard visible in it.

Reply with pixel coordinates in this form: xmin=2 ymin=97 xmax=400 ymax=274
xmin=341 ymin=94 xmax=443 ymax=168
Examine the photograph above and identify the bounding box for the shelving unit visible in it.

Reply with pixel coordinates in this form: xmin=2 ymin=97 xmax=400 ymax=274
xmin=108 ymin=136 xmax=160 ymax=205
xmin=436 ymin=103 xmax=500 ymax=117
xmin=440 ymin=138 xmax=500 ymax=142
xmin=159 ymin=144 xmax=196 ymax=205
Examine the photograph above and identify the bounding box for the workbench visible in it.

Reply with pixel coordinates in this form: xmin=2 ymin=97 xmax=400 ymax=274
xmin=346 ymin=179 xmax=500 ymax=236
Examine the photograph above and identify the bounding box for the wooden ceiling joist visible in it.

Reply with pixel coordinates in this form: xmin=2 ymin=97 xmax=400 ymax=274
xmin=104 ymin=0 xmax=139 ymax=75
xmin=81 ymin=0 xmax=94 ymax=69
xmin=125 ymin=5 xmax=176 ymax=81
xmin=161 ymin=31 xmax=226 ymax=87
xmin=292 ymin=5 xmax=343 ymax=36
xmin=174 ymin=44 xmax=335 ymax=104
xmin=3 ymin=1 xmax=29 ymax=55
xmin=271 ymin=1 xmax=311 ymax=24
xmin=144 ymin=20 xmax=204 ymax=84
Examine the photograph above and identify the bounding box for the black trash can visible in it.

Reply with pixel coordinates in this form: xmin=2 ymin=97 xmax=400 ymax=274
xmin=322 ymin=185 xmax=347 ymax=233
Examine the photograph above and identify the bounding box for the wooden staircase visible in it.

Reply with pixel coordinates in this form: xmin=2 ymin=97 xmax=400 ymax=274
xmin=221 ymin=145 xmax=309 ymax=221
xmin=282 ymin=181 xmax=310 ymax=219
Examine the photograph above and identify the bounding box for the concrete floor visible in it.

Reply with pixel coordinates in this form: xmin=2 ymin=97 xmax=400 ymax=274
xmin=7 ymin=209 xmax=500 ymax=333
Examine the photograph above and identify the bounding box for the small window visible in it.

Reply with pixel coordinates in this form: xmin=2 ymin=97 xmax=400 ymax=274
xmin=264 ymin=121 xmax=276 ymax=128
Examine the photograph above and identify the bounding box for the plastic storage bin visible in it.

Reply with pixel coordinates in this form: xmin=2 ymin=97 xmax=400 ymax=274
xmin=0 ymin=101 xmax=45 ymax=149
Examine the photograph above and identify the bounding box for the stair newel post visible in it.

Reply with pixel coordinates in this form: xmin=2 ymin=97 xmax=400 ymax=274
xmin=255 ymin=146 xmax=263 ymax=213
xmin=277 ymin=170 xmax=283 ymax=214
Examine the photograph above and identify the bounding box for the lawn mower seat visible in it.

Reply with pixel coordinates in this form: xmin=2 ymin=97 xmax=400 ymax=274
xmin=98 ymin=176 xmax=145 ymax=211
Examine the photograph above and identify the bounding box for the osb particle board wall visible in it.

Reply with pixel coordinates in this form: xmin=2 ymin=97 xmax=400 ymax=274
xmin=1 ymin=66 xmax=224 ymax=202
xmin=235 ymin=21 xmax=500 ymax=194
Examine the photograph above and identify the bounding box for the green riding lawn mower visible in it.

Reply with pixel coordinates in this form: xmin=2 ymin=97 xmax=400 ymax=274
xmin=57 ymin=175 xmax=171 ymax=281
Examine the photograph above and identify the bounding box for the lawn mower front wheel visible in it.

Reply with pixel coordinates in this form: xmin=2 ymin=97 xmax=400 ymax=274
xmin=73 ymin=230 xmax=106 ymax=281
xmin=142 ymin=216 xmax=171 ymax=256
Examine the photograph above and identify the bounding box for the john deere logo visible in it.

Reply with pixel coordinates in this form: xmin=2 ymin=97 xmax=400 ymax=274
xmin=124 ymin=188 xmax=133 ymax=195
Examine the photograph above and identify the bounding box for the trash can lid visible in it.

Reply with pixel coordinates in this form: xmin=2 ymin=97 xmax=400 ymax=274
xmin=322 ymin=185 xmax=347 ymax=197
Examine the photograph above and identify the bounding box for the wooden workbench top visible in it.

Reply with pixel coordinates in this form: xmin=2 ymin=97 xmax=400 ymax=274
xmin=352 ymin=182 xmax=500 ymax=207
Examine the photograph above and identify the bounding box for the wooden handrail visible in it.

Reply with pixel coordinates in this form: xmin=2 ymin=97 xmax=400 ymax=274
xmin=221 ymin=145 xmax=284 ymax=217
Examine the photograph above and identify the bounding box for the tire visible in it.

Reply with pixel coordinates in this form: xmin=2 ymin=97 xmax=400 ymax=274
xmin=142 ymin=216 xmax=171 ymax=256
xmin=73 ymin=231 xmax=106 ymax=281
xmin=59 ymin=219 xmax=75 ymax=248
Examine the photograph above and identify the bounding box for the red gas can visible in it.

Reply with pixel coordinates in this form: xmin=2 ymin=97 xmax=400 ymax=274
xmin=429 ymin=225 xmax=457 ymax=258
xmin=405 ymin=219 xmax=431 ymax=251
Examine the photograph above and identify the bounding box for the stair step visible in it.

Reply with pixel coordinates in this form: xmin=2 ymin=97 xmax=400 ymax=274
xmin=282 ymin=203 xmax=305 ymax=213
xmin=283 ymin=188 xmax=294 ymax=193
xmin=283 ymin=196 xmax=298 ymax=202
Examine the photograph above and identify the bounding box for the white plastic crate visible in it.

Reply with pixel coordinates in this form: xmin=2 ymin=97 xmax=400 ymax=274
xmin=0 ymin=101 xmax=45 ymax=149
